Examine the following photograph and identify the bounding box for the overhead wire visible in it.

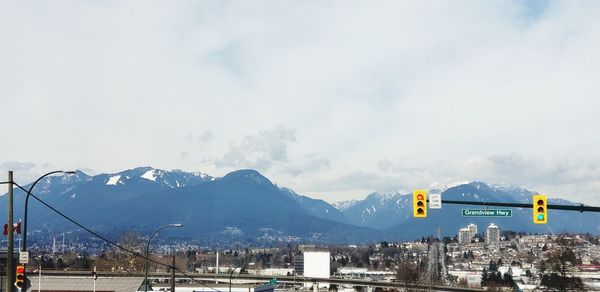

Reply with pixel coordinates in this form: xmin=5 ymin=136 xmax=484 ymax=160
xmin=13 ymin=182 xmax=223 ymax=292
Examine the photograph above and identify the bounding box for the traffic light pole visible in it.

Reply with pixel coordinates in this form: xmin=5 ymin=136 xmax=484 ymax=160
xmin=438 ymin=199 xmax=600 ymax=213
xmin=6 ymin=171 xmax=14 ymax=292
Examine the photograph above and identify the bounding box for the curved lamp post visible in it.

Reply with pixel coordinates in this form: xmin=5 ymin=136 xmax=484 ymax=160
xmin=23 ymin=170 xmax=76 ymax=252
xmin=229 ymin=262 xmax=254 ymax=292
xmin=144 ymin=223 xmax=183 ymax=292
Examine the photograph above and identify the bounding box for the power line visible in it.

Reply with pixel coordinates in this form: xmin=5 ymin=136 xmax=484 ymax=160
xmin=13 ymin=182 xmax=223 ymax=292
xmin=439 ymin=199 xmax=600 ymax=212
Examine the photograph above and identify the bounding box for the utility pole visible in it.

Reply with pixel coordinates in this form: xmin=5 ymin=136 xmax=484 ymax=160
xmin=170 ymin=256 xmax=175 ymax=292
xmin=6 ymin=171 xmax=14 ymax=292
xmin=216 ymin=251 xmax=219 ymax=284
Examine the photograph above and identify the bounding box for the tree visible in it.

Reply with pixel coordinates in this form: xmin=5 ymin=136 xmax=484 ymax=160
xmin=56 ymin=258 xmax=66 ymax=270
xmin=481 ymin=270 xmax=513 ymax=289
xmin=119 ymin=230 xmax=144 ymax=252
xmin=547 ymin=247 xmax=578 ymax=279
xmin=442 ymin=237 xmax=452 ymax=245
xmin=502 ymin=272 xmax=515 ymax=287
xmin=94 ymin=231 xmax=145 ymax=275
xmin=61 ymin=253 xmax=92 ymax=270
xmin=480 ymin=268 xmax=489 ymax=286
xmin=540 ymin=238 xmax=584 ymax=291
xmin=330 ymin=261 xmax=342 ymax=275
xmin=541 ymin=273 xmax=584 ymax=291
xmin=457 ymin=277 xmax=468 ymax=287
xmin=488 ymin=260 xmax=498 ymax=272
xmin=395 ymin=261 xmax=419 ymax=286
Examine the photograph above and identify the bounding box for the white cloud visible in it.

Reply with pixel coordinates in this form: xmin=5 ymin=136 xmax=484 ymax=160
xmin=282 ymin=154 xmax=331 ymax=177
xmin=319 ymin=154 xmax=600 ymax=204
xmin=213 ymin=126 xmax=297 ymax=171
xmin=307 ymin=171 xmax=407 ymax=193
xmin=184 ymin=130 xmax=214 ymax=144
xmin=0 ymin=161 xmax=36 ymax=172
xmin=1 ymin=1 xmax=600 ymax=205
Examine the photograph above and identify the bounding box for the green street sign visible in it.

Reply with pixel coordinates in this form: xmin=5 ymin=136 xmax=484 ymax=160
xmin=462 ymin=209 xmax=512 ymax=217
xmin=269 ymin=278 xmax=277 ymax=285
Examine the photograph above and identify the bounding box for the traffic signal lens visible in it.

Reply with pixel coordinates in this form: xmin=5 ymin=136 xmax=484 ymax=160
xmin=413 ymin=189 xmax=427 ymax=218
xmin=533 ymin=195 xmax=547 ymax=224
xmin=15 ymin=264 xmax=25 ymax=288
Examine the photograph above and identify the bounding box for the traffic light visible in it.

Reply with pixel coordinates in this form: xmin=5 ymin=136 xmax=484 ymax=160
xmin=413 ymin=189 xmax=427 ymax=218
xmin=533 ymin=194 xmax=547 ymax=224
xmin=15 ymin=265 xmax=25 ymax=289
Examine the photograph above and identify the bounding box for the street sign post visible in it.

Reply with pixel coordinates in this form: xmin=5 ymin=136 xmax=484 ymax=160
xmin=462 ymin=209 xmax=512 ymax=217
xmin=429 ymin=194 xmax=442 ymax=209
xmin=19 ymin=251 xmax=29 ymax=264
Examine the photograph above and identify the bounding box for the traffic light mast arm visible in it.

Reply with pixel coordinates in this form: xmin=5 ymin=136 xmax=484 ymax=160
xmin=438 ymin=199 xmax=600 ymax=213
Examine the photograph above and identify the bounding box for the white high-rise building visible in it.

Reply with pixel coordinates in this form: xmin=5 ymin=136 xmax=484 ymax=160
xmin=296 ymin=250 xmax=330 ymax=288
xmin=486 ymin=223 xmax=500 ymax=245
xmin=468 ymin=223 xmax=478 ymax=238
xmin=458 ymin=228 xmax=471 ymax=244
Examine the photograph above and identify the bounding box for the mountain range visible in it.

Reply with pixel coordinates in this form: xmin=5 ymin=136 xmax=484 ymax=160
xmin=1 ymin=167 xmax=599 ymax=246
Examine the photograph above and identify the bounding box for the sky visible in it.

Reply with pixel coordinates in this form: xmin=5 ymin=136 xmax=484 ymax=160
xmin=1 ymin=1 xmax=600 ymax=204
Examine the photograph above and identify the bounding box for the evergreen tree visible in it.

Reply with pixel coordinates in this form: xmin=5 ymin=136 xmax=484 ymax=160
xmin=503 ymin=272 xmax=515 ymax=287
xmin=480 ymin=268 xmax=489 ymax=286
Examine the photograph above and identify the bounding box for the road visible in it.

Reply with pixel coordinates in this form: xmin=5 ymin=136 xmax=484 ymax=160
xmin=36 ymin=270 xmax=484 ymax=292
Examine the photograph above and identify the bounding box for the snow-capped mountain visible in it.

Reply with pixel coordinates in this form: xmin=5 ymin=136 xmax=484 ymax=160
xmin=427 ymin=181 xmax=471 ymax=194
xmin=335 ymin=191 xmax=406 ymax=229
xmin=280 ymin=187 xmax=348 ymax=223
xmin=101 ymin=166 xmax=213 ymax=188
xmin=0 ymin=167 xmax=381 ymax=245
xmin=1 ymin=169 xmax=598 ymax=245
xmin=332 ymin=200 xmax=359 ymax=212
xmin=331 ymin=181 xmax=600 ymax=240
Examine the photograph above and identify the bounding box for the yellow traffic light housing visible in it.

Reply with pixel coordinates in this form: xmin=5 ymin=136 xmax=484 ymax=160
xmin=15 ymin=265 xmax=25 ymax=289
xmin=413 ymin=189 xmax=427 ymax=218
xmin=533 ymin=194 xmax=547 ymax=224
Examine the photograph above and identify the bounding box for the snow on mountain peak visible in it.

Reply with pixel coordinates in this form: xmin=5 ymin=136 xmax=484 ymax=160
xmin=192 ymin=172 xmax=210 ymax=179
xmin=367 ymin=191 xmax=400 ymax=206
xmin=371 ymin=191 xmax=397 ymax=200
xmin=333 ymin=200 xmax=359 ymax=211
xmin=428 ymin=181 xmax=470 ymax=193
xmin=487 ymin=182 xmax=529 ymax=193
xmin=106 ymin=175 xmax=122 ymax=186
xmin=141 ymin=169 xmax=158 ymax=181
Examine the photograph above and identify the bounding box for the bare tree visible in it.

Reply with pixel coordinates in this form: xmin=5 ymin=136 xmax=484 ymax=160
xmin=395 ymin=260 xmax=421 ymax=292
xmin=539 ymin=236 xmax=585 ymax=291
xmin=93 ymin=230 xmax=145 ymax=275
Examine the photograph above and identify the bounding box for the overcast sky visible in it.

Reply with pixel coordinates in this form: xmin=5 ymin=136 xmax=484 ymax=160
xmin=1 ymin=1 xmax=600 ymax=204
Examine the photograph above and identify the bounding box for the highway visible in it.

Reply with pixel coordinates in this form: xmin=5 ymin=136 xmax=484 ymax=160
xmin=37 ymin=270 xmax=484 ymax=292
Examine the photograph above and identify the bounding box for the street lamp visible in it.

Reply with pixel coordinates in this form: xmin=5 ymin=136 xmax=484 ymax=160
xmin=229 ymin=262 xmax=254 ymax=292
xmin=22 ymin=170 xmax=77 ymax=252
xmin=144 ymin=223 xmax=183 ymax=292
